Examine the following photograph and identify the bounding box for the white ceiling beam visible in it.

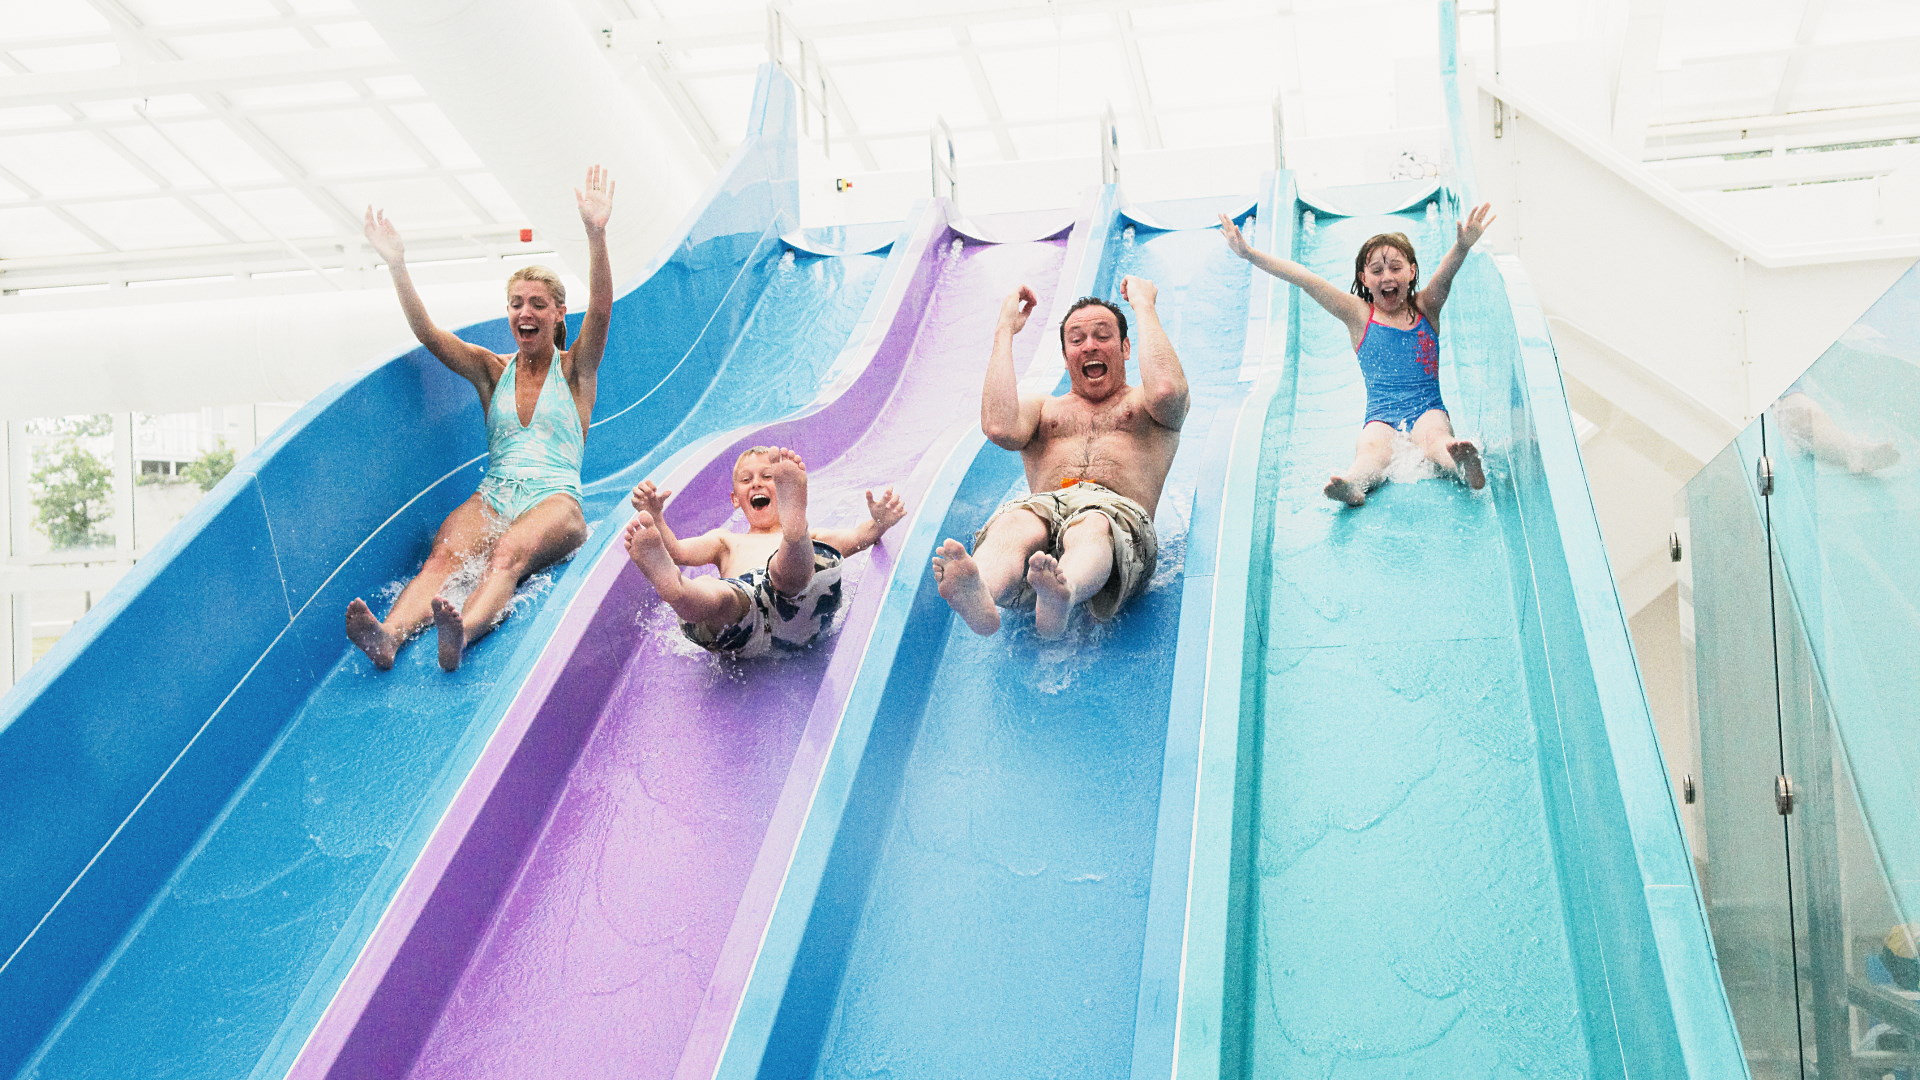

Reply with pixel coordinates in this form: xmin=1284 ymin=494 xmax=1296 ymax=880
xmin=951 ymin=26 xmax=1017 ymax=160
xmin=1673 ymin=31 xmax=1920 ymax=68
xmin=0 ymin=167 xmax=496 ymax=212
xmin=0 ymin=48 xmax=403 ymax=107
xmin=0 ymin=94 xmax=437 ymax=135
xmin=0 ymin=224 xmax=524 ymax=275
xmin=628 ymin=0 xmax=1203 ymax=49
xmin=1771 ymin=0 xmax=1829 ymax=116
xmin=1113 ymin=11 xmax=1162 ymax=151
xmin=1610 ymin=0 xmax=1664 ymax=158
xmin=2 ymin=14 xmax=369 ymax=52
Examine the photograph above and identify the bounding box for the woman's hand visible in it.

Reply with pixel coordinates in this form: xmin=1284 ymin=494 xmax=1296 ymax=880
xmin=576 ymin=164 xmax=615 ymax=235
xmin=364 ymin=206 xmax=404 ymax=264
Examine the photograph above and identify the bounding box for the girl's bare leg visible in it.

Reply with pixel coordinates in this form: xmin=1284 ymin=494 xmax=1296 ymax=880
xmin=346 ymin=495 xmax=493 ymax=669
xmin=1412 ymin=409 xmax=1484 ymax=489
xmin=1326 ymin=422 xmax=1397 ymax=507
xmin=436 ymin=494 xmax=587 ymax=671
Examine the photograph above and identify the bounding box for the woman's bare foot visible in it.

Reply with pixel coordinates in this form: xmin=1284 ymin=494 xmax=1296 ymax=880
xmin=345 ymin=598 xmax=397 ymax=670
xmin=1027 ymin=551 xmax=1074 ymax=640
xmin=933 ymin=538 xmax=1000 ymax=636
xmin=1324 ymin=475 xmax=1367 ymax=507
xmin=1449 ymin=440 xmax=1485 ymax=489
xmin=432 ymin=596 xmax=466 ymax=672
xmin=766 ymin=447 xmax=810 ymax=540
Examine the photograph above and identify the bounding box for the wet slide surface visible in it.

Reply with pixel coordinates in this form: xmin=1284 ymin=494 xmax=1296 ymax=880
xmin=10 ymin=248 xmax=887 ymax=1080
xmin=747 ymin=210 xmax=1253 ymax=1080
xmin=1235 ymin=203 xmax=1592 ymax=1076
xmin=310 ymin=223 xmax=1071 ymax=1080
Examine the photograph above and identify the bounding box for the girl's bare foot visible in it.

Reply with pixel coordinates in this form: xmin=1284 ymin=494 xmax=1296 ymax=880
xmin=1449 ymin=440 xmax=1485 ymax=489
xmin=432 ymin=596 xmax=466 ymax=672
xmin=1324 ymin=475 xmax=1367 ymax=507
xmin=345 ymin=598 xmax=397 ymax=670
xmin=933 ymin=538 xmax=1000 ymax=636
xmin=1027 ymin=551 xmax=1074 ymax=640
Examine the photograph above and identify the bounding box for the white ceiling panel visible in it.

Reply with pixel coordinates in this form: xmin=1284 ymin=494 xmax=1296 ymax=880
xmin=120 ymin=0 xmax=282 ymax=26
xmin=105 ymin=126 xmax=216 ymax=187
xmin=0 ymin=106 xmax=79 ymax=130
xmin=249 ymin=107 xmax=427 ymax=176
xmin=10 ymin=42 xmax=121 ymax=73
xmin=148 ymin=119 xmax=281 ymax=185
xmin=216 ymin=187 xmax=336 ymax=237
xmin=0 ymin=132 xmax=159 ymax=198
xmin=455 ymin=173 xmax=523 ymax=224
xmin=385 ymin=104 xmax=483 ymax=170
xmin=0 ymin=206 xmax=104 ymax=257
xmin=66 ymin=196 xmax=230 ymax=249
xmin=167 ymin=28 xmax=318 ymax=60
xmin=333 ymin=177 xmax=482 ymax=230
xmin=226 ymin=81 xmax=362 ymax=109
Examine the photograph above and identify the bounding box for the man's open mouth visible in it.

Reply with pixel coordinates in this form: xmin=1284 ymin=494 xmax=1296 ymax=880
xmin=1081 ymin=361 xmax=1108 ymax=379
xmin=750 ymin=494 xmax=772 ymax=509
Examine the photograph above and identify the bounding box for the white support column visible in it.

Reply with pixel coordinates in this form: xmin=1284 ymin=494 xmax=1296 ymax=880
xmin=351 ymin=0 xmax=714 ymax=281
xmin=1610 ymin=0 xmax=1667 ymax=158
xmin=113 ymin=413 xmax=135 ymax=557
xmin=7 ymin=420 xmax=30 ymax=561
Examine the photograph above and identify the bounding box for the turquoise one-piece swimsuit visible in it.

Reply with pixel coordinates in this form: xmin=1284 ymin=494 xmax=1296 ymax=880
xmin=475 ymin=355 xmax=585 ymax=521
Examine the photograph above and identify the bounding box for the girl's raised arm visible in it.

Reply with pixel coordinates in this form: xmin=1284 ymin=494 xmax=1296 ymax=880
xmin=1219 ymin=214 xmax=1368 ymax=337
xmin=365 ymin=207 xmax=498 ymax=391
xmin=1415 ymin=202 xmax=1495 ymax=321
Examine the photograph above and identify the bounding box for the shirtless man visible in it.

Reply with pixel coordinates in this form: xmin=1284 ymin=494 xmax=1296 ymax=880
xmin=932 ymin=276 xmax=1189 ymax=639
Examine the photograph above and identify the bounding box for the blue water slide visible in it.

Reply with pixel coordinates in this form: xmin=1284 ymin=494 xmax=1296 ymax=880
xmin=1165 ymin=9 xmax=1748 ymax=1071
xmin=0 ymin=67 xmax=908 ymax=1080
xmin=707 ymin=185 xmax=1281 ymax=1080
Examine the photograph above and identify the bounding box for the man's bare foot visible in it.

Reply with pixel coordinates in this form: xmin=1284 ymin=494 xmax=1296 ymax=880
xmin=1449 ymin=440 xmax=1485 ymax=490
xmin=432 ymin=596 xmax=466 ymax=672
xmin=933 ymin=538 xmax=1000 ymax=636
xmin=345 ymin=598 xmax=397 ymax=670
xmin=1850 ymin=440 xmax=1900 ymax=474
xmin=1027 ymin=551 xmax=1075 ymax=640
xmin=1324 ymin=475 xmax=1367 ymax=507
xmin=767 ymin=447 xmax=810 ymax=540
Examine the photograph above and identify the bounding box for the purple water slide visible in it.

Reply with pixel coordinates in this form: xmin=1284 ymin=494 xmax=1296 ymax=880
xmin=286 ymin=199 xmax=1096 ymax=1080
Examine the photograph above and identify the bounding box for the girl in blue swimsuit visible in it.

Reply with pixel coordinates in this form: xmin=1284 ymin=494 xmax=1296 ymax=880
xmin=1221 ymin=202 xmax=1496 ymax=507
xmin=346 ymin=166 xmax=615 ymax=671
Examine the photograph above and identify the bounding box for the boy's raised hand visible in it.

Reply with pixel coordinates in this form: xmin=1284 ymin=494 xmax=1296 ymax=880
xmin=1217 ymin=213 xmax=1254 ymax=260
xmin=1457 ymin=202 xmax=1496 ymax=248
xmin=630 ymin=479 xmax=670 ymax=519
xmin=866 ymin=487 xmax=906 ymax=533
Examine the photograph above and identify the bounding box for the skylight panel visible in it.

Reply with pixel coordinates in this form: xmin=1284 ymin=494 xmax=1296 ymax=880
xmin=76 ymin=95 xmax=205 ymax=122
xmin=454 ymin=174 xmax=522 ymax=224
xmin=0 ymin=132 xmax=159 ymax=198
xmin=313 ymin=22 xmax=383 ymax=49
xmin=196 ymin=187 xmax=336 ymax=239
xmin=105 ymin=126 xmax=212 ymax=187
xmin=0 ymin=206 xmax=106 ymax=258
xmin=384 ymin=104 xmax=482 ymax=170
xmin=148 ymin=119 xmax=279 ymax=185
xmin=0 ymin=2 xmax=112 ymax=41
xmin=0 ymin=106 xmax=77 ymax=131
xmin=227 ymin=82 xmax=361 ymax=110
xmin=11 ymin=43 xmax=122 ymax=74
xmin=284 ymin=0 xmax=358 ymax=15
xmin=120 ymin=0 xmax=281 ymax=26
xmin=66 ymin=197 xmax=230 ymax=250
xmin=249 ymin=107 xmax=426 ymax=177
xmin=331 ymin=177 xmax=479 ymax=230
xmin=166 ymin=28 xmax=316 ymax=60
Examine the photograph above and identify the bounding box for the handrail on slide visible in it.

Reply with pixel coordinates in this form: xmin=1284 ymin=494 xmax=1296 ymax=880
xmin=0 ymin=63 xmax=846 ymax=1080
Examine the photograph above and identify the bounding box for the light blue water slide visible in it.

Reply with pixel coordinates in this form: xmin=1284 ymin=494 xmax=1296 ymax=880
xmin=0 ymin=67 xmax=907 ymax=1080
xmin=1165 ymin=11 xmax=1752 ymax=1068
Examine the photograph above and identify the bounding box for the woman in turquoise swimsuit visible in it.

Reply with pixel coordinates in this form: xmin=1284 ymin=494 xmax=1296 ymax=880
xmin=346 ymin=165 xmax=615 ymax=671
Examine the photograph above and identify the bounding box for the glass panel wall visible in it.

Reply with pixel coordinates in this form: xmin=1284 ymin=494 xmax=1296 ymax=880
xmin=1681 ymin=262 xmax=1920 ymax=1079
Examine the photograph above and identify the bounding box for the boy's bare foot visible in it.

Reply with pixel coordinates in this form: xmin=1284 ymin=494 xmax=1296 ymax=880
xmin=624 ymin=512 xmax=682 ymax=596
xmin=1324 ymin=475 xmax=1367 ymax=507
xmin=1028 ymin=551 xmax=1074 ymax=640
xmin=432 ymin=596 xmax=466 ymax=672
xmin=767 ymin=447 xmax=810 ymax=540
xmin=345 ymin=598 xmax=397 ymax=670
xmin=1449 ymin=440 xmax=1485 ymax=490
xmin=933 ymin=538 xmax=1000 ymax=636
xmin=1850 ymin=440 xmax=1899 ymax=474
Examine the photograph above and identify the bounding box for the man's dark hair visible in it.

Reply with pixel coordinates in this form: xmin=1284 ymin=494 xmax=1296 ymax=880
xmin=1058 ymin=296 xmax=1128 ymax=349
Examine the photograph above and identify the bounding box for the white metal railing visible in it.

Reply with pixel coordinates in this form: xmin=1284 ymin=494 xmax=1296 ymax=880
xmin=931 ymin=115 xmax=957 ymax=204
xmin=1271 ymin=93 xmax=1287 ymax=170
xmin=766 ymin=6 xmax=830 ymax=154
xmin=1100 ymin=105 xmax=1120 ymax=186
xmin=1456 ymin=0 xmax=1503 ymax=138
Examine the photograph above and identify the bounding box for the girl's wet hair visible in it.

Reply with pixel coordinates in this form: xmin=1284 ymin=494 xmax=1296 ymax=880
xmin=507 ymin=265 xmax=568 ymax=348
xmin=1350 ymin=232 xmax=1422 ymax=318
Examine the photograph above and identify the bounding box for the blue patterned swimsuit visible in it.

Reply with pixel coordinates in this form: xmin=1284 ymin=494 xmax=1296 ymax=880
xmin=1356 ymin=305 xmax=1447 ymax=430
xmin=476 ymin=355 xmax=585 ymax=520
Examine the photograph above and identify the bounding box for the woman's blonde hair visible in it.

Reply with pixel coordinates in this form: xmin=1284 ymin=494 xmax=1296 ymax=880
xmin=507 ymin=265 xmax=568 ymax=348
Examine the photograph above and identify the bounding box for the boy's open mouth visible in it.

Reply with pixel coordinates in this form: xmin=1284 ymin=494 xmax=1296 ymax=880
xmin=749 ymin=494 xmax=772 ymax=509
